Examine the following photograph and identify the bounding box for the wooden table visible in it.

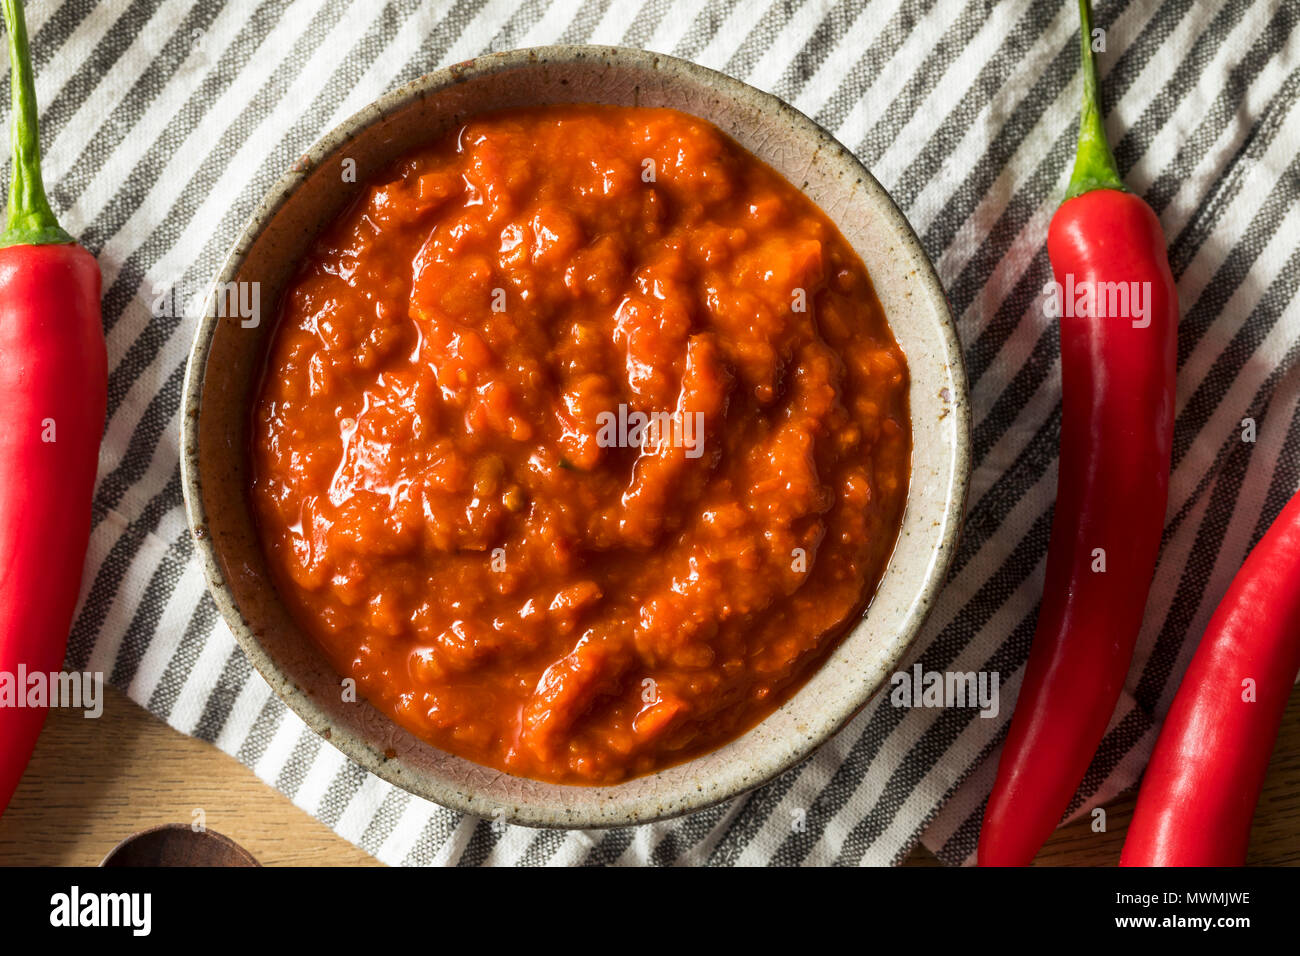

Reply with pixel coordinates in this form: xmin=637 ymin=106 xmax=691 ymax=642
xmin=1 ymin=683 xmax=1296 ymax=866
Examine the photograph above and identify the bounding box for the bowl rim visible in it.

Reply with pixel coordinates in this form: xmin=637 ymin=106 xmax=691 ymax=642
xmin=180 ymin=44 xmax=971 ymax=829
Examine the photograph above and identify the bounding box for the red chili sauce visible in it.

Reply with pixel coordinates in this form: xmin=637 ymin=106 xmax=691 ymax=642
xmin=251 ymin=105 xmax=910 ymax=784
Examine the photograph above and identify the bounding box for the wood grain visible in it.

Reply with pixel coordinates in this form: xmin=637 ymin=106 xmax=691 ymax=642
xmin=0 ymin=683 xmax=1296 ymax=867
xmin=0 ymin=685 xmax=378 ymax=866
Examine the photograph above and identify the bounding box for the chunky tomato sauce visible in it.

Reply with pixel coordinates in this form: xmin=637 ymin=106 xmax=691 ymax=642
xmin=251 ymin=105 xmax=910 ymax=785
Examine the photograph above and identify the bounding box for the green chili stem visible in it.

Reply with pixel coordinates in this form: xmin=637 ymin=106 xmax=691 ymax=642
xmin=1064 ymin=0 xmax=1126 ymax=201
xmin=0 ymin=0 xmax=71 ymax=247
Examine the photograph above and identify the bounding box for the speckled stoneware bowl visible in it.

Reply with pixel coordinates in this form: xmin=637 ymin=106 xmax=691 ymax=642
xmin=180 ymin=46 xmax=970 ymax=828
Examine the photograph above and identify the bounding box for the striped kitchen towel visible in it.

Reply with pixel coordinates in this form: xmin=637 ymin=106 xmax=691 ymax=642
xmin=11 ymin=0 xmax=1299 ymax=865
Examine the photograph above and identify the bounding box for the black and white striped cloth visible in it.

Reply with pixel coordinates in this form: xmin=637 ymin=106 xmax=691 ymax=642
xmin=12 ymin=0 xmax=1298 ymax=865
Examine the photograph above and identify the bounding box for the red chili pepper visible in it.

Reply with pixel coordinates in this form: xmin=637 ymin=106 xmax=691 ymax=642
xmin=1120 ymin=490 xmax=1300 ymax=866
xmin=978 ymin=0 xmax=1178 ymax=866
xmin=0 ymin=0 xmax=104 ymax=815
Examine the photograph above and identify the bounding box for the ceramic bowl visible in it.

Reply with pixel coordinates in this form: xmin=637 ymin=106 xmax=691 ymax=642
xmin=180 ymin=46 xmax=970 ymax=828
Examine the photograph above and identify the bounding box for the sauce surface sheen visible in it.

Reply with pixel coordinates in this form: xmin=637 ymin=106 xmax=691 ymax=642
xmin=252 ymin=105 xmax=911 ymax=784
